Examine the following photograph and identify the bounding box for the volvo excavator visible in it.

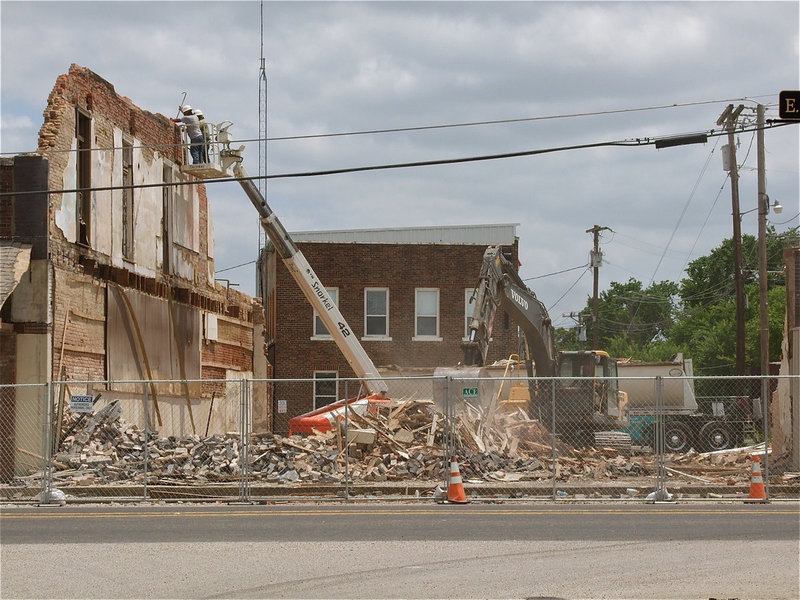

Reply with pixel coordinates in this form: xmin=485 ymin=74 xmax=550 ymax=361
xmin=461 ymin=246 xmax=630 ymax=449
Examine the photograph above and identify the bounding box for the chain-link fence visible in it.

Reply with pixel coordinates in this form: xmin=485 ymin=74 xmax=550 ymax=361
xmin=1 ymin=374 xmax=796 ymax=504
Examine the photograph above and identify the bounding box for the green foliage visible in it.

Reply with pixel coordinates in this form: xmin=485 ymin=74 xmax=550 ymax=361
xmin=587 ymin=278 xmax=679 ymax=348
xmin=572 ymin=230 xmax=792 ymax=376
xmin=679 ymin=229 xmax=788 ymax=309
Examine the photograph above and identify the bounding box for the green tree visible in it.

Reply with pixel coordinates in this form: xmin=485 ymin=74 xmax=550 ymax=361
xmin=588 ymin=278 xmax=679 ymax=348
xmin=679 ymin=229 xmax=788 ymax=309
xmin=672 ymin=230 xmax=791 ymax=375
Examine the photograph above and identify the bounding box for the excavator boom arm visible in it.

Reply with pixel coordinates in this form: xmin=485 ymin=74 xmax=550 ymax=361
xmin=464 ymin=246 xmax=556 ymax=376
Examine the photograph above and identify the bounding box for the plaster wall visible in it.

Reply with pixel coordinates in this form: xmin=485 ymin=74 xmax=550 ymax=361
xmin=54 ymin=139 xmax=78 ymax=243
xmin=9 ymin=260 xmax=49 ymax=323
xmin=13 ymin=334 xmax=50 ymax=475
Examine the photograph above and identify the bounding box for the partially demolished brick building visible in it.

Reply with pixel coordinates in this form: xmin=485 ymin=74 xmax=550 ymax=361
xmin=0 ymin=65 xmax=268 ymax=480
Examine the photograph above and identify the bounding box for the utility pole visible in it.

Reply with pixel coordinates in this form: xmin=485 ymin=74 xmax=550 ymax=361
xmin=756 ymin=103 xmax=772 ymax=494
xmin=717 ymin=104 xmax=746 ymax=376
xmin=563 ymin=311 xmax=588 ymax=349
xmin=586 ymin=225 xmax=610 ymax=349
xmin=757 ymin=104 xmax=769 ymax=384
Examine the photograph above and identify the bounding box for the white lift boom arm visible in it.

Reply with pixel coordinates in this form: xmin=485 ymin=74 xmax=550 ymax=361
xmin=217 ymin=128 xmax=388 ymax=396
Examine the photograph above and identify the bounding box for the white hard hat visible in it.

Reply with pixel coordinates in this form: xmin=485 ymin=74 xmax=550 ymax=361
xmin=193 ymin=109 xmax=204 ymax=118
xmin=180 ymin=104 xmax=192 ymax=113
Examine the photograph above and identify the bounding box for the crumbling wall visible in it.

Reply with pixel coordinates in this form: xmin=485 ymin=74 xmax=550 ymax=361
xmin=773 ymin=248 xmax=799 ymax=470
xmin=34 ymin=64 xmax=262 ymax=414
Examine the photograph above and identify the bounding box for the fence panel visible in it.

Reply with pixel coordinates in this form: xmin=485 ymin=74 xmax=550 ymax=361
xmin=247 ymin=376 xmax=447 ymax=501
xmin=0 ymin=384 xmax=50 ymax=502
xmin=36 ymin=379 xmax=246 ymax=502
xmin=1 ymin=374 xmax=795 ymax=504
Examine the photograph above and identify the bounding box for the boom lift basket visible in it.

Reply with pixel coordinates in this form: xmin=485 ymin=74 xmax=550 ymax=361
xmin=178 ymin=121 xmax=236 ymax=179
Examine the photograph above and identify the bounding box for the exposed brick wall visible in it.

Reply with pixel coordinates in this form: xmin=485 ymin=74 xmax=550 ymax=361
xmin=268 ymin=240 xmax=520 ymax=417
xmin=3 ymin=64 xmax=263 ymax=389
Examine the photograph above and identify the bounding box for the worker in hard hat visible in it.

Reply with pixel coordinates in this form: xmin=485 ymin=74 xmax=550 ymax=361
xmin=172 ymin=105 xmax=204 ymax=164
xmin=192 ymin=108 xmax=210 ymax=163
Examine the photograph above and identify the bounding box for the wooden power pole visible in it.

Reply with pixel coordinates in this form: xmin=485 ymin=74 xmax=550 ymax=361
xmin=718 ymin=104 xmax=746 ymax=376
xmin=586 ymin=225 xmax=610 ymax=349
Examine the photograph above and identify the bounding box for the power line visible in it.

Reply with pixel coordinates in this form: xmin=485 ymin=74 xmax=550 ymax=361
xmin=522 ymin=263 xmax=588 ymax=281
xmin=548 ymin=267 xmax=590 ymax=313
xmin=216 ymin=259 xmax=257 ymax=274
xmin=5 ymin=121 xmax=790 ymax=199
xmin=2 ymin=95 xmax=787 ymax=157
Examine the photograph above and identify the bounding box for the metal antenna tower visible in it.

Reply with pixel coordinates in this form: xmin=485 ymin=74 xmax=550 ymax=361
xmin=258 ymin=0 xmax=268 ymax=253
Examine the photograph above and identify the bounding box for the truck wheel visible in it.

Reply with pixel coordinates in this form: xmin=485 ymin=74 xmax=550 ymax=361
xmin=699 ymin=422 xmax=735 ymax=452
xmin=663 ymin=422 xmax=692 ymax=453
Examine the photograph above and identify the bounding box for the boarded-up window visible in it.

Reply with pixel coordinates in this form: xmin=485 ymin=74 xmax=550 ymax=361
xmin=106 ymin=286 xmax=201 ymax=397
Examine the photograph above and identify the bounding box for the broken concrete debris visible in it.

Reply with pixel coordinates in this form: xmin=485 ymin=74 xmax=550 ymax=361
xmin=40 ymin=398 xmax=759 ymax=489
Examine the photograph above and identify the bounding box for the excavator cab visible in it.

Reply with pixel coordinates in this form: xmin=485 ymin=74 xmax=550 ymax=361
xmin=555 ymin=350 xmax=627 ymax=424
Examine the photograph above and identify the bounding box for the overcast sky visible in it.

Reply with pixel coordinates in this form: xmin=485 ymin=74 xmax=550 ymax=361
xmin=2 ymin=1 xmax=798 ymax=330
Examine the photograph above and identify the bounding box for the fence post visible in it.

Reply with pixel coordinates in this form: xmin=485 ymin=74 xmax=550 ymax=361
xmin=551 ymin=379 xmax=557 ymax=501
xmin=39 ymin=382 xmax=55 ymax=505
xmin=652 ymin=375 xmax=668 ymax=501
xmin=761 ymin=374 xmax=771 ymax=500
xmin=237 ymin=379 xmax=252 ymax=503
xmin=443 ymin=376 xmax=453 ymax=492
xmin=143 ymin=386 xmax=149 ymax=501
xmin=344 ymin=379 xmax=349 ymax=502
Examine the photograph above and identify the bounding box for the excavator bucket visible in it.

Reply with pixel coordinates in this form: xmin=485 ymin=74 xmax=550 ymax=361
xmin=503 ymin=382 xmax=531 ymax=406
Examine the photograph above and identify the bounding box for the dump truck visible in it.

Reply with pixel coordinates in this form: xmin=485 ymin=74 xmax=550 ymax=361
xmin=617 ymin=355 xmax=761 ymax=452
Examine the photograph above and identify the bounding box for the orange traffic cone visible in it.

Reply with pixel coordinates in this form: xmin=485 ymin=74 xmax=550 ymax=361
xmin=746 ymin=454 xmax=768 ymax=502
xmin=447 ymin=455 xmax=469 ymax=504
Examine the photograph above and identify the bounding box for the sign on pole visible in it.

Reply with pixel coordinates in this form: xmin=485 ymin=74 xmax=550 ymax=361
xmin=778 ymin=91 xmax=800 ymax=120
xmin=70 ymin=395 xmax=94 ymax=413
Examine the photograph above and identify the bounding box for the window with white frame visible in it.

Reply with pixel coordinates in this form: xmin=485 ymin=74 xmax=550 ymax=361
xmin=464 ymin=288 xmax=477 ymax=339
xmin=313 ymin=287 xmax=338 ymax=337
xmin=414 ymin=288 xmax=440 ymax=339
xmin=313 ymin=371 xmax=338 ymax=409
xmin=364 ymin=288 xmax=389 ymax=337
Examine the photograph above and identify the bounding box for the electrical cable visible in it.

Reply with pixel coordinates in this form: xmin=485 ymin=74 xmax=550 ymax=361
xmin=216 ymin=259 xmax=257 ymax=274
xmin=547 ymin=267 xmax=590 ymax=313
xmin=624 ymin=132 xmax=721 ymax=334
xmin=522 ymin=263 xmax=588 ymax=281
xmin=5 ymin=121 xmax=790 ymax=199
xmin=2 ymin=96 xmax=789 ymax=157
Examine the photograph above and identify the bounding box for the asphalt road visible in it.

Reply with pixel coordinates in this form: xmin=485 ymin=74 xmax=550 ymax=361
xmin=2 ymin=502 xmax=798 ymax=599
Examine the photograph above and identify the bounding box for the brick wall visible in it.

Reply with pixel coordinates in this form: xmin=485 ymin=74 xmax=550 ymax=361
xmin=268 ymin=240 xmax=520 ymax=416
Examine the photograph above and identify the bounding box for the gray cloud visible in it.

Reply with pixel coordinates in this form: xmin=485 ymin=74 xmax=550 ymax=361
xmin=1 ymin=0 xmax=797 ymax=324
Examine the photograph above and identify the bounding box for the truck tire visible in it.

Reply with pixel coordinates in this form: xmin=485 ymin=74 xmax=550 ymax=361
xmin=663 ymin=422 xmax=692 ymax=453
xmin=698 ymin=421 xmax=735 ymax=452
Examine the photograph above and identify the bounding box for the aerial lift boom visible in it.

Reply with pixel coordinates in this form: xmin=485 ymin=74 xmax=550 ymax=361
xmin=210 ymin=123 xmax=388 ymax=397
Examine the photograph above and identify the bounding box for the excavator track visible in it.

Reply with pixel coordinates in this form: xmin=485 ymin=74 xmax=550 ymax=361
xmin=593 ymin=431 xmax=633 ymax=455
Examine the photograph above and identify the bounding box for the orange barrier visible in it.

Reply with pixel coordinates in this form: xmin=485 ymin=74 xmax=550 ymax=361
xmin=746 ymin=454 xmax=768 ymax=502
xmin=447 ymin=455 xmax=469 ymax=504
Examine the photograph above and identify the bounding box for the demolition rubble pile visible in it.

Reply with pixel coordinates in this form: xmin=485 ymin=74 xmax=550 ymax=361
xmin=38 ymin=399 xmax=761 ymax=489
